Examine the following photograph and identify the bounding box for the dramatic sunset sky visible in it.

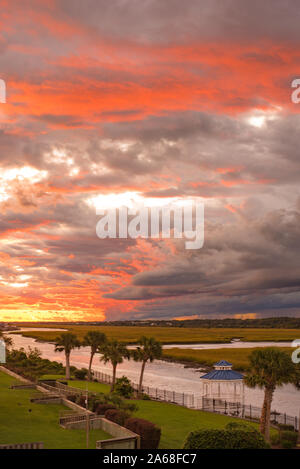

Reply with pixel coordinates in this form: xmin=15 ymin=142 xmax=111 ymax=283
xmin=0 ymin=0 xmax=300 ymax=321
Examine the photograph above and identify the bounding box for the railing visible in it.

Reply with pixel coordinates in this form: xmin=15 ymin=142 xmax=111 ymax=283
xmin=201 ymin=397 xmax=299 ymax=431
xmin=93 ymin=370 xmax=196 ymax=407
xmin=0 ymin=442 xmax=44 ymax=449
xmin=59 ymin=412 xmax=93 ymax=426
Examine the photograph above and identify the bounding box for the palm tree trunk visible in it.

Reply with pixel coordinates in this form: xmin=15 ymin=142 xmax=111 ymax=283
xmin=65 ymin=352 xmax=70 ymax=380
xmin=138 ymin=360 xmax=146 ymax=395
xmin=260 ymin=386 xmax=274 ymax=441
xmin=111 ymin=363 xmax=117 ymax=391
xmin=298 ymin=411 xmax=300 ymax=447
xmin=88 ymin=351 xmax=95 ymax=381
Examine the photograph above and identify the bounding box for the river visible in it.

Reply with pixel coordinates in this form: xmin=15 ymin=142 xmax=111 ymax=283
xmin=6 ymin=328 xmax=299 ymax=416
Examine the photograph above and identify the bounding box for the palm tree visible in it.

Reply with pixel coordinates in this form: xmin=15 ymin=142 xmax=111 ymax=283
xmin=132 ymin=336 xmax=162 ymax=395
xmin=244 ymin=348 xmax=298 ymax=442
xmin=99 ymin=341 xmax=129 ymax=391
xmin=54 ymin=333 xmax=81 ymax=379
xmin=83 ymin=330 xmax=107 ymax=380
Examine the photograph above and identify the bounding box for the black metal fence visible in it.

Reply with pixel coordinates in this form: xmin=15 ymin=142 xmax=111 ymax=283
xmin=201 ymin=397 xmax=299 ymax=431
xmin=92 ymin=370 xmax=196 ymax=407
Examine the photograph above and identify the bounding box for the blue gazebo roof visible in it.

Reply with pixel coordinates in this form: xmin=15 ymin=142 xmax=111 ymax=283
xmin=214 ymin=360 xmax=232 ymax=366
xmin=200 ymin=369 xmax=243 ymax=381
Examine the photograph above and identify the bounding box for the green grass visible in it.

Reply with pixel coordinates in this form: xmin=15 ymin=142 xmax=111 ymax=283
xmin=0 ymin=370 xmax=111 ymax=448
xmin=13 ymin=325 xmax=300 ymax=344
xmin=39 ymin=375 xmax=111 ymax=393
xmin=163 ymin=347 xmax=294 ymax=371
xmin=132 ymin=400 xmax=277 ymax=448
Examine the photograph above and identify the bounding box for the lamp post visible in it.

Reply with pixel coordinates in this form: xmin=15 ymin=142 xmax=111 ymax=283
xmin=85 ymin=383 xmax=89 ymax=449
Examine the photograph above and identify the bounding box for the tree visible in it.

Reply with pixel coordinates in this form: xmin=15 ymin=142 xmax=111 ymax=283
xmin=54 ymin=333 xmax=81 ymax=379
xmin=99 ymin=341 xmax=129 ymax=391
xmin=83 ymin=331 xmax=107 ymax=380
xmin=244 ymin=348 xmax=298 ymax=442
xmin=132 ymin=336 xmax=162 ymax=395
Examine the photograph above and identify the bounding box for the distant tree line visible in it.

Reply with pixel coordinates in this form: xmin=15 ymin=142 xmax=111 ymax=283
xmin=11 ymin=317 xmax=300 ymax=329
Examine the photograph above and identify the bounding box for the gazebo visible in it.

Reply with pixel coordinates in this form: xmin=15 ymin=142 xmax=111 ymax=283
xmin=200 ymin=360 xmax=244 ymax=405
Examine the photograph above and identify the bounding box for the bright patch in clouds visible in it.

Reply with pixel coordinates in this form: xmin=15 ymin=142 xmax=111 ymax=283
xmin=0 ymin=166 xmax=48 ymax=202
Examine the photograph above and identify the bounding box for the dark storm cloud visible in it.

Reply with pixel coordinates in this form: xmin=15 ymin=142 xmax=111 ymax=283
xmin=58 ymin=0 xmax=300 ymax=44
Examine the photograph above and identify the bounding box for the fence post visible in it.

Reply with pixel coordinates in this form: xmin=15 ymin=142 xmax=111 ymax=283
xmin=224 ymin=400 xmax=227 ymax=414
xmin=284 ymin=413 xmax=287 ymax=425
xmin=250 ymin=405 xmax=252 ymax=419
xmin=213 ymin=399 xmax=215 ymax=412
xmin=183 ymin=393 xmax=185 ymax=406
xmin=173 ymin=391 xmax=175 ymax=402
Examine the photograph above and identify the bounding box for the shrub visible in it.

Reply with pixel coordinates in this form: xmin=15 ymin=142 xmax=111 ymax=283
xmin=278 ymin=424 xmax=295 ymax=432
xmin=270 ymin=433 xmax=280 ymax=446
xmin=105 ymin=409 xmax=129 ymax=426
xmin=125 ymin=417 xmax=161 ymax=449
xmin=281 ymin=439 xmax=294 ymax=449
xmin=75 ymin=395 xmax=86 ymax=408
xmin=183 ymin=427 xmax=269 ymax=449
xmin=95 ymin=403 xmax=116 ymax=415
xmin=114 ymin=376 xmax=134 ymax=398
xmin=141 ymin=393 xmax=151 ymax=400
xmin=280 ymin=430 xmax=297 ymax=448
xmin=74 ymin=368 xmax=88 ymax=380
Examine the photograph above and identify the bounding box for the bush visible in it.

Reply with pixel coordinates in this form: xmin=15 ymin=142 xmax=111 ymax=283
xmin=183 ymin=427 xmax=269 ymax=449
xmin=280 ymin=430 xmax=297 ymax=448
xmin=125 ymin=417 xmax=161 ymax=449
xmin=74 ymin=368 xmax=88 ymax=380
xmin=75 ymin=395 xmax=86 ymax=408
xmin=270 ymin=434 xmax=280 ymax=446
xmin=114 ymin=376 xmax=134 ymax=398
xmin=105 ymin=409 xmax=129 ymax=426
xmin=95 ymin=403 xmax=116 ymax=415
xmin=281 ymin=439 xmax=294 ymax=449
xmin=140 ymin=393 xmax=151 ymax=400
xmin=278 ymin=424 xmax=295 ymax=432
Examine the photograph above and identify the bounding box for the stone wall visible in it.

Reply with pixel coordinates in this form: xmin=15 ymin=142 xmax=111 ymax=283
xmin=64 ymin=416 xmax=140 ymax=449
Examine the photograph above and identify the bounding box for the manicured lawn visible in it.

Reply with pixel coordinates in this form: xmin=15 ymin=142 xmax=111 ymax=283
xmin=38 ymin=377 xmax=277 ymax=448
xmin=40 ymin=375 xmax=111 ymax=394
xmin=163 ymin=347 xmax=293 ymax=371
xmin=0 ymin=370 xmax=111 ymax=449
xmin=13 ymin=325 xmax=300 ymax=344
xmin=65 ymin=379 xmax=111 ymax=394
xmin=132 ymin=400 xmax=276 ymax=449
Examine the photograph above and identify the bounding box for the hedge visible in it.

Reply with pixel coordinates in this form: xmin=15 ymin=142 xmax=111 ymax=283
xmin=125 ymin=417 xmax=161 ymax=449
xmin=105 ymin=409 xmax=129 ymax=426
xmin=183 ymin=427 xmax=269 ymax=449
xmin=95 ymin=403 xmax=116 ymax=415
